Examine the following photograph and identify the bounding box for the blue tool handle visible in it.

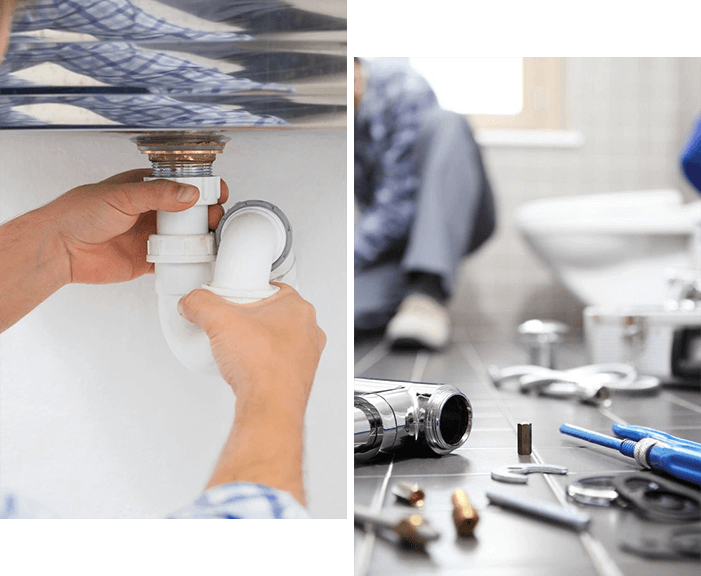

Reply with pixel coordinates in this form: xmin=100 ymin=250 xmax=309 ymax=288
xmin=560 ymin=423 xmax=623 ymax=451
xmin=647 ymin=444 xmax=701 ymax=485
xmin=612 ymin=423 xmax=701 ymax=452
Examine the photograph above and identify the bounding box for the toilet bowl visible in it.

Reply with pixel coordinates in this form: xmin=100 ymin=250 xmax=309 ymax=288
xmin=515 ymin=189 xmax=701 ymax=306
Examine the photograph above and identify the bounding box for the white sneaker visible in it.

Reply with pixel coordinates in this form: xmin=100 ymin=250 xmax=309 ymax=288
xmin=385 ymin=293 xmax=451 ymax=349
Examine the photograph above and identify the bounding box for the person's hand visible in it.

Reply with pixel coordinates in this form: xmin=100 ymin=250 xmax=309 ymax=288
xmin=44 ymin=169 xmax=229 ymax=285
xmin=178 ymin=283 xmax=326 ymax=501
xmin=177 ymin=283 xmax=326 ymax=418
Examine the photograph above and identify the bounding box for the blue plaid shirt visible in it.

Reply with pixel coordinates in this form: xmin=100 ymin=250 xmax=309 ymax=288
xmin=1 ymin=0 xmax=290 ymax=127
xmin=1 ymin=483 xmax=310 ymax=519
xmin=354 ymin=59 xmax=438 ymax=270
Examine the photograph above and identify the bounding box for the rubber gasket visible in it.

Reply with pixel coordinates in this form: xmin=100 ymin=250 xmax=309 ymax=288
xmin=612 ymin=472 xmax=701 ymax=523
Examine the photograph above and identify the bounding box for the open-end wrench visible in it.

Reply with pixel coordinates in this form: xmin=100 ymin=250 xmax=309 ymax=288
xmin=491 ymin=463 xmax=568 ymax=484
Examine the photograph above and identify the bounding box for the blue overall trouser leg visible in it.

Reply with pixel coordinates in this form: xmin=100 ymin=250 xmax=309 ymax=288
xmin=355 ymin=108 xmax=495 ymax=331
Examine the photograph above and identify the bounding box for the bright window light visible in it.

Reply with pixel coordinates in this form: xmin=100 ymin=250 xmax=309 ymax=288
xmin=409 ymin=58 xmax=523 ymax=115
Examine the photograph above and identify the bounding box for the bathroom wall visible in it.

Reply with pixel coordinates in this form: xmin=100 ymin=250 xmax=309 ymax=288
xmin=0 ymin=129 xmax=347 ymax=518
xmin=451 ymin=57 xmax=701 ymax=338
xmin=452 ymin=57 xmax=701 ymax=341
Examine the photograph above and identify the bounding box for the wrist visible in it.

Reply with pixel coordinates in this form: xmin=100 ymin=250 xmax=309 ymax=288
xmin=233 ymin=368 xmax=311 ymax=412
xmin=234 ymin=393 xmax=308 ymax=433
xmin=0 ymin=207 xmax=72 ymax=332
xmin=35 ymin=201 xmax=73 ymax=286
xmin=209 ymin=393 xmax=307 ymax=504
xmin=32 ymin=206 xmax=72 ymax=288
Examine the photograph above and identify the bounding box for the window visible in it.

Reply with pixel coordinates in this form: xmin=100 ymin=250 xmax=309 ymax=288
xmin=408 ymin=57 xmax=565 ymax=131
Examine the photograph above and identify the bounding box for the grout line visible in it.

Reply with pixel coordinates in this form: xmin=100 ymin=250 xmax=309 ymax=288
xmin=358 ymin=468 xmax=637 ymax=480
xmin=352 ymin=340 xmax=390 ymax=576
xmin=354 ymin=340 xmax=390 ymax=375
xmin=373 ymin=459 xmax=395 ymax=512
xmin=356 ymin=349 xmax=430 ymax=575
xmin=459 ymin=342 xmax=625 ymax=576
xmin=410 ymin=350 xmax=430 ymax=382
xmin=355 ymin=458 xmax=394 ymax=576
xmin=597 ymin=406 xmax=628 ymax=425
xmin=661 ymin=391 xmax=701 ymax=415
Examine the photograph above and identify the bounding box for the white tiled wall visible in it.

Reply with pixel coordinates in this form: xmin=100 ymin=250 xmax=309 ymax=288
xmin=451 ymin=57 xmax=701 ymax=341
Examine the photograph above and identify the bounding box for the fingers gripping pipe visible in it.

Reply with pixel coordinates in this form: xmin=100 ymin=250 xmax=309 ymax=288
xmin=354 ymin=378 xmax=473 ymax=462
xmin=149 ymin=190 xmax=294 ymax=373
xmin=134 ymin=133 xmax=295 ymax=373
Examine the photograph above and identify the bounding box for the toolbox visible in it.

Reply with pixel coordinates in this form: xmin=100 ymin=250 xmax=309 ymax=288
xmin=584 ymin=306 xmax=701 ymax=384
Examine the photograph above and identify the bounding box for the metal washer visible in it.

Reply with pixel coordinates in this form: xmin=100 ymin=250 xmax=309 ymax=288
xmin=566 ymin=476 xmax=619 ymax=507
xmin=216 ymin=199 xmax=293 ymax=272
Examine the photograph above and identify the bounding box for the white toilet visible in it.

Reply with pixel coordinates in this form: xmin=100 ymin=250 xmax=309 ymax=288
xmin=514 ymin=189 xmax=701 ymax=306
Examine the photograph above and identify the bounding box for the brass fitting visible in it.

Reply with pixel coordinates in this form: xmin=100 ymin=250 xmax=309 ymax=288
xmin=452 ymin=488 xmax=479 ymax=536
xmin=132 ymin=132 xmax=229 ymax=177
xmin=392 ymin=481 xmax=425 ymax=507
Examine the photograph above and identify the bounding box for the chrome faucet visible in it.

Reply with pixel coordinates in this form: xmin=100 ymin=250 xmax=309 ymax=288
xmin=354 ymin=378 xmax=472 ymax=462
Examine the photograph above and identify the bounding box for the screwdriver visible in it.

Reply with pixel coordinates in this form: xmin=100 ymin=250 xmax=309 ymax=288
xmin=559 ymin=423 xmax=701 ymax=486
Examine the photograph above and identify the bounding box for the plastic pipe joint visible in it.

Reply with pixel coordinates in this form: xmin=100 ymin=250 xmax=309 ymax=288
xmin=145 ymin=175 xmax=296 ymax=373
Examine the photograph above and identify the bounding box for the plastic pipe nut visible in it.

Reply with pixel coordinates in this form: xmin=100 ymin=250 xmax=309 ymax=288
xmin=147 ymin=233 xmax=216 ymax=264
xmin=216 ymin=200 xmax=292 ymax=270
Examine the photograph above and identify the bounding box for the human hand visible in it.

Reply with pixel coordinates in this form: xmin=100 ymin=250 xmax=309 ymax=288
xmin=44 ymin=169 xmax=229 ymax=285
xmin=177 ymin=283 xmax=326 ymax=419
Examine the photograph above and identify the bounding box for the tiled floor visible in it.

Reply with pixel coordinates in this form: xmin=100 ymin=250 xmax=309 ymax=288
xmin=354 ymin=328 xmax=701 ymax=576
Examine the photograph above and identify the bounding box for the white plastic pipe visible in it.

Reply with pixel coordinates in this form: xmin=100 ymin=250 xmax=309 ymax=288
xmin=148 ymin=177 xmax=292 ymax=373
xmin=207 ymin=206 xmax=286 ymax=303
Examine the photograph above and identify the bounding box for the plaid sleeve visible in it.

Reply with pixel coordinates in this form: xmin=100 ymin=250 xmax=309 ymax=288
xmin=354 ymin=65 xmax=437 ymax=270
xmin=2 ymin=485 xmax=309 ymax=519
xmin=168 ymin=483 xmax=311 ymax=519
xmin=13 ymin=0 xmax=253 ymax=42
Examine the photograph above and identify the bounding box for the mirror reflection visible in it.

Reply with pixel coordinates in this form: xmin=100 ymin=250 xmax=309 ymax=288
xmin=0 ymin=0 xmax=346 ymax=128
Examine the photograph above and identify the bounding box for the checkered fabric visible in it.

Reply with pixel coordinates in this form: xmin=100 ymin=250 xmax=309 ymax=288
xmin=0 ymin=93 xmax=287 ymax=126
xmin=1 ymin=483 xmax=310 ymax=519
xmin=354 ymin=58 xmax=438 ymax=270
xmin=12 ymin=0 xmax=254 ymax=42
xmin=1 ymin=0 xmax=293 ymax=126
xmin=1 ymin=39 xmax=290 ymax=95
xmin=168 ymin=483 xmax=311 ymax=519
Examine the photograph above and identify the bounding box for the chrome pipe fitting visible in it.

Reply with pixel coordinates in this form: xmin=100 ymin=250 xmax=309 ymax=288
xmin=354 ymin=377 xmax=473 ymax=462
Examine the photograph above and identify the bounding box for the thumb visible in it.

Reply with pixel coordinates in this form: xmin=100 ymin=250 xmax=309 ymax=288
xmin=105 ymin=179 xmax=200 ymax=216
xmin=178 ymin=288 xmax=230 ymax=331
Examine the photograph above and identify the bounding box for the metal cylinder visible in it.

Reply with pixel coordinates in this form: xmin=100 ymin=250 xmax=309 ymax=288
xmin=518 ymin=319 xmax=569 ymax=369
xmin=518 ymin=422 xmax=533 ymax=455
xmin=151 ymin=162 xmax=213 ymax=177
xmin=354 ymin=377 xmax=473 ymax=462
